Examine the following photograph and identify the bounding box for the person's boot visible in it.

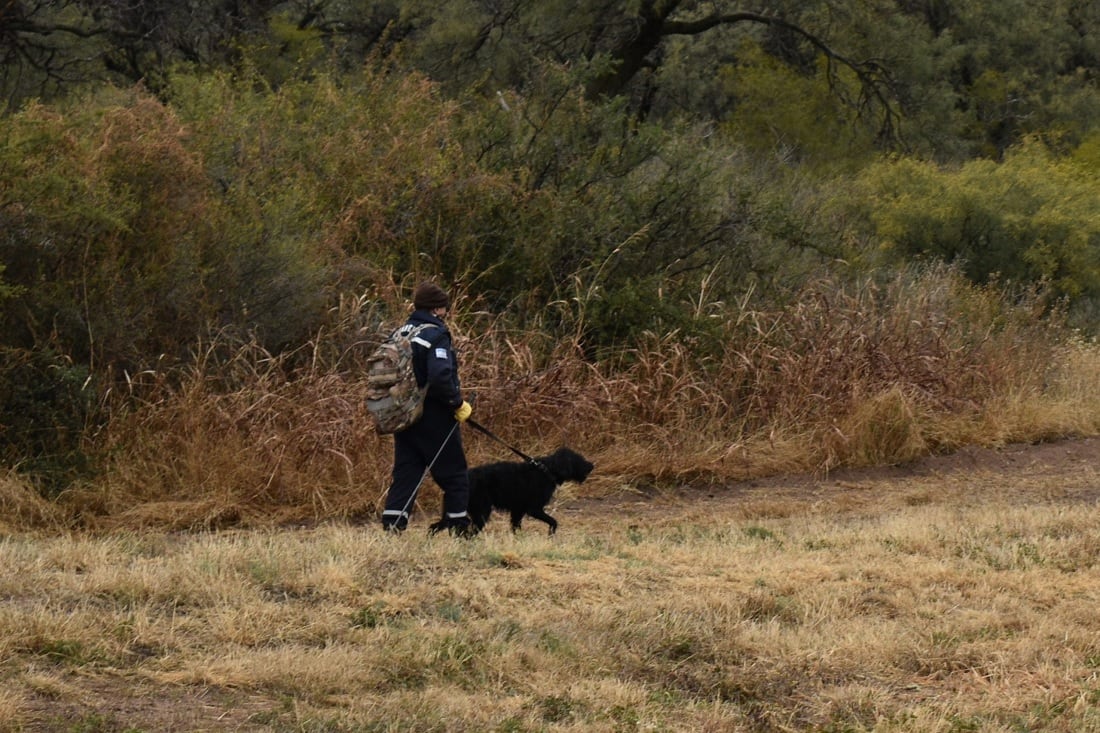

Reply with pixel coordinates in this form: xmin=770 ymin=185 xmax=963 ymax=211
xmin=381 ymin=515 xmax=408 ymax=534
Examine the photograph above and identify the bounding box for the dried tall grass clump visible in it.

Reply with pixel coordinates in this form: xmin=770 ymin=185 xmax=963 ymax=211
xmin=972 ymin=333 xmax=1100 ymax=444
xmin=0 ymin=470 xmax=66 ymax=532
xmin=1048 ymin=336 xmax=1100 ymax=431
xmin=81 ymin=346 xmax=381 ymax=529
xmin=823 ymin=386 xmax=930 ymax=468
xmin=457 ymin=316 xmax=614 ymax=448
xmin=580 ymin=265 xmax=1086 ymax=477
xmin=76 ymin=293 xmax=414 ymax=529
xmin=741 ymin=270 xmax=1030 ymax=429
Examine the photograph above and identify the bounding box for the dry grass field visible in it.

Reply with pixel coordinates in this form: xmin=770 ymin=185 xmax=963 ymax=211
xmin=3 ymin=436 xmax=1100 ymax=732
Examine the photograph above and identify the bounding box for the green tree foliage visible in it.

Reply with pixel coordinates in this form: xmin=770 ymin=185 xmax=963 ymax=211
xmin=1 ymin=56 xmax=840 ymax=370
xmin=381 ymin=0 xmax=1100 ymax=160
xmin=6 ymin=1 xmax=1099 ymax=163
xmin=452 ymin=61 xmax=849 ymax=348
xmin=0 ymin=0 xmax=290 ymax=108
xmin=390 ymin=1 xmax=902 ymax=145
xmin=169 ymin=64 xmax=526 ymax=301
xmin=0 ymin=83 xmax=329 ymax=372
xmin=1070 ymin=130 xmax=1100 ymax=172
xmin=851 ymin=140 xmax=1100 ymax=311
xmin=0 ymin=258 xmax=20 ymax=307
xmin=172 ymin=59 xmax=840 ymax=351
xmin=716 ymin=40 xmax=880 ymax=167
xmin=856 ymin=0 xmax=1100 ymax=159
xmin=943 ymin=0 xmax=1100 ymax=155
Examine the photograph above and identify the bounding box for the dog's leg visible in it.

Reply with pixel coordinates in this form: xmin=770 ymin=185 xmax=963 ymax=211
xmin=509 ymin=510 xmax=524 ymax=532
xmin=528 ymin=509 xmax=557 ymax=535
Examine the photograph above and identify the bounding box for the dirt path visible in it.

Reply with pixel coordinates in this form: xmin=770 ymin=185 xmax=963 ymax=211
xmin=561 ymin=436 xmax=1100 ymax=526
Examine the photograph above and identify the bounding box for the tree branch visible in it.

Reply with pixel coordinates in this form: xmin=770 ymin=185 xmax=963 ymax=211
xmin=590 ymin=8 xmax=901 ymax=146
xmin=6 ymin=20 xmax=114 ymax=39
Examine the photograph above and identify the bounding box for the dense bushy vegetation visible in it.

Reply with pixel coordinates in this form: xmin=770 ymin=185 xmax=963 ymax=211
xmin=1 ymin=1 xmax=1098 ymax=518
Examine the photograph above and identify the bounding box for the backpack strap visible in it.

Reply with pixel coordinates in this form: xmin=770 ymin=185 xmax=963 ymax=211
xmin=405 ymin=323 xmax=451 ymax=390
xmin=407 ymin=323 xmax=449 ymax=352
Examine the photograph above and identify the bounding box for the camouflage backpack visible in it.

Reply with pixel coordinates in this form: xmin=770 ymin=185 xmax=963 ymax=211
xmin=365 ymin=323 xmax=441 ymax=434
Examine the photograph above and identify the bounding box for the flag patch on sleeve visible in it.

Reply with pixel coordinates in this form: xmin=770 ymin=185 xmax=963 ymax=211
xmin=435 ymin=348 xmax=448 ymax=359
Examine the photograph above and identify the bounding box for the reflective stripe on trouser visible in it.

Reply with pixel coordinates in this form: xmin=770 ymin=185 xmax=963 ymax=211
xmin=445 ymin=510 xmax=470 ymax=526
xmin=381 ymin=509 xmax=409 ymax=529
xmin=383 ymin=400 xmax=469 ymax=523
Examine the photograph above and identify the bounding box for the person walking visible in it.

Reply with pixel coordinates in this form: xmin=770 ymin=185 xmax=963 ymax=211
xmin=380 ymin=281 xmax=474 ymax=535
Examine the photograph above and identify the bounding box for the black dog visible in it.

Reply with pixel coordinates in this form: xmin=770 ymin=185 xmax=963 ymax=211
xmin=433 ymin=448 xmax=594 ymax=535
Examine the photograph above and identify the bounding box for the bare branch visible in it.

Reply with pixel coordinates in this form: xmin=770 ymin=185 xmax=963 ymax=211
xmin=588 ymin=7 xmax=901 ymax=146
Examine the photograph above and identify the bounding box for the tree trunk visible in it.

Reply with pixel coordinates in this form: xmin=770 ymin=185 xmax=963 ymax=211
xmin=584 ymin=0 xmax=681 ymax=100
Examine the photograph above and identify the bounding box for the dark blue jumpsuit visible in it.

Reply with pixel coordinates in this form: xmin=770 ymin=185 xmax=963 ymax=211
xmin=380 ymin=310 xmax=470 ymax=531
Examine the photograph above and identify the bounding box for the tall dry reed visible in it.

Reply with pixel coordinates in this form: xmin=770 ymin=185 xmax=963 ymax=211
xmin=39 ymin=266 xmax=1098 ymax=530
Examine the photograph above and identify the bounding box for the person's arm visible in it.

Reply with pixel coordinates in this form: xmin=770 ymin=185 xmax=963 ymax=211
xmin=423 ymin=331 xmax=462 ymax=407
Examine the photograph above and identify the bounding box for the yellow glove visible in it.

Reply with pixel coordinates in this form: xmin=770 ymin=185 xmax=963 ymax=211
xmin=453 ymin=400 xmax=473 ymax=423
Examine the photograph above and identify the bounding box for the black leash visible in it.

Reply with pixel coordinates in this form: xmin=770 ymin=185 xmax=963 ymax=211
xmin=466 ymin=418 xmax=535 ymax=462
xmin=465 ymin=418 xmax=553 ymax=476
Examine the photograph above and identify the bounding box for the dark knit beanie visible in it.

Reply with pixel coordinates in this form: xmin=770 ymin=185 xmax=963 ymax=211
xmin=413 ymin=281 xmax=450 ymax=310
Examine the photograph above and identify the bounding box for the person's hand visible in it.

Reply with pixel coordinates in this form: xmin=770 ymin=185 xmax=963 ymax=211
xmin=453 ymin=400 xmax=472 ymax=423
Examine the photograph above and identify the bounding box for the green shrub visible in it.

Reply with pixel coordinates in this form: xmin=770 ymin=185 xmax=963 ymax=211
xmin=0 ymin=347 xmax=95 ymax=493
xmin=852 ymin=141 xmax=1100 ymax=308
